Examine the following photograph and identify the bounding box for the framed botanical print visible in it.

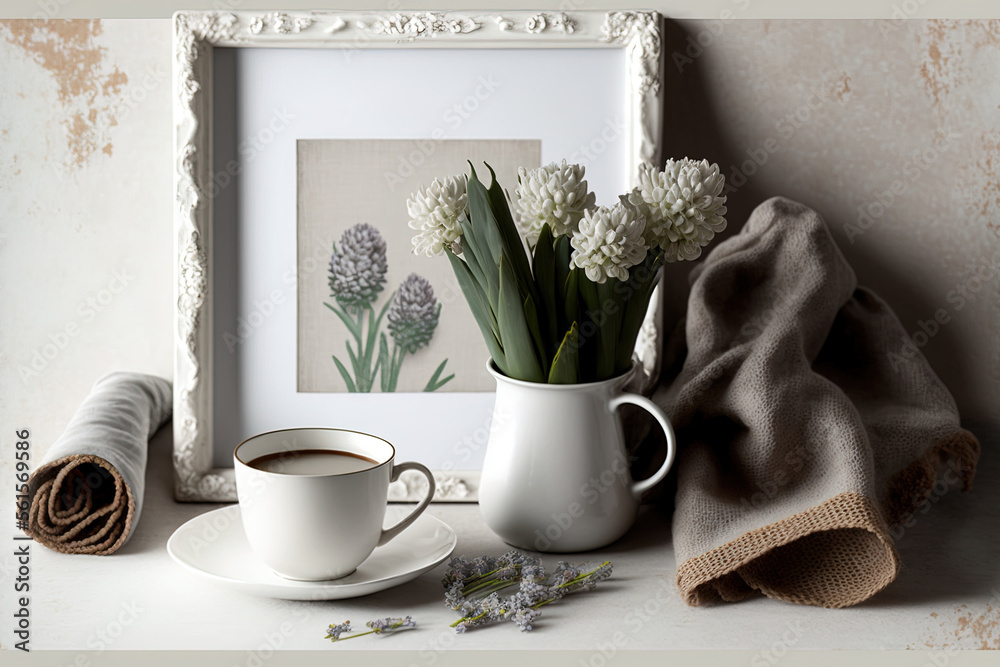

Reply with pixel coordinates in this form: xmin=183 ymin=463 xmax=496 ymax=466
xmin=173 ymin=9 xmax=665 ymax=502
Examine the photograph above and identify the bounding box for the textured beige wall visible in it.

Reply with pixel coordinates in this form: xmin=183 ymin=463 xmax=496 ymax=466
xmin=660 ymin=18 xmax=999 ymax=419
xmin=0 ymin=18 xmax=996 ymax=465
xmin=0 ymin=19 xmax=173 ymax=455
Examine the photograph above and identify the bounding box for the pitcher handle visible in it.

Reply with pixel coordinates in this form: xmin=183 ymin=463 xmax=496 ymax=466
xmin=377 ymin=461 xmax=436 ymax=547
xmin=608 ymin=393 xmax=677 ymax=498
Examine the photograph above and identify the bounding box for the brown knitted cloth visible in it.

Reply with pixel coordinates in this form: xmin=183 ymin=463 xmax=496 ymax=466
xmin=28 ymin=454 xmax=134 ymax=555
xmin=26 ymin=373 xmax=171 ymax=555
xmin=655 ymin=197 xmax=980 ymax=608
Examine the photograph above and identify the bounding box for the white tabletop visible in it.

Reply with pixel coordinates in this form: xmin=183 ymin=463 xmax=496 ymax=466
xmin=27 ymin=423 xmax=1000 ymax=652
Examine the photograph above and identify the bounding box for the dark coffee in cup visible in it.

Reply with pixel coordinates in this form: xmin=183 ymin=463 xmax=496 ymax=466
xmin=247 ymin=449 xmax=377 ymax=476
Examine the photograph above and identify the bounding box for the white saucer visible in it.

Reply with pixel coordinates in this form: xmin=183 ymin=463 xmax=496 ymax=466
xmin=166 ymin=505 xmax=456 ymax=600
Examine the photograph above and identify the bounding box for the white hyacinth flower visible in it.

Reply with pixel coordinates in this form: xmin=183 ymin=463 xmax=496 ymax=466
xmin=408 ymin=175 xmax=468 ymax=256
xmin=627 ymin=158 xmax=727 ymax=262
xmin=569 ymin=203 xmax=647 ymax=284
xmin=515 ymin=160 xmax=597 ymax=245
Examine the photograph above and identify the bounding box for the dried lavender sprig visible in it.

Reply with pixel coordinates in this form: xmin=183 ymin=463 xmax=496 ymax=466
xmin=447 ymin=551 xmax=537 ymax=589
xmin=449 ymin=560 xmax=613 ymax=632
xmin=367 ymin=616 xmax=417 ymax=634
xmin=325 ymin=621 xmax=352 ymax=641
xmin=443 ymin=551 xmax=543 ymax=610
xmin=460 ymin=567 xmax=528 ymax=596
xmin=326 ymin=617 xmax=416 ymax=643
xmin=450 ymin=593 xmax=508 ymax=630
xmin=551 ymin=561 xmax=613 ymax=594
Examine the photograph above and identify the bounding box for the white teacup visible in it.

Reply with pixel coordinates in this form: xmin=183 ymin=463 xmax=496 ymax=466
xmin=233 ymin=427 xmax=436 ymax=581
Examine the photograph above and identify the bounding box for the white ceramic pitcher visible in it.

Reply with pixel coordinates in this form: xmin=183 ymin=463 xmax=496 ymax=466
xmin=478 ymin=361 xmax=676 ymax=552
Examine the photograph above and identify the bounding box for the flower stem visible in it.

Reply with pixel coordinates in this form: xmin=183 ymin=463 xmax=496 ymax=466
xmin=553 ymin=562 xmax=612 ymax=591
xmin=462 ymin=578 xmax=520 ymax=598
xmin=450 ymin=610 xmax=488 ymax=628
xmin=459 ymin=564 xmax=523 ymax=594
xmin=355 ymin=308 xmax=368 ymax=390
xmin=332 ymin=629 xmax=378 ymax=642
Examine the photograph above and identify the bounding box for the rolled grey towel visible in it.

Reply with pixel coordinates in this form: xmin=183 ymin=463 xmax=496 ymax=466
xmin=26 ymin=372 xmax=171 ymax=555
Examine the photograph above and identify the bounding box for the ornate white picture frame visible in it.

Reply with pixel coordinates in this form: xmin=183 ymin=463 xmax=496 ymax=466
xmin=173 ymin=9 xmax=665 ymax=502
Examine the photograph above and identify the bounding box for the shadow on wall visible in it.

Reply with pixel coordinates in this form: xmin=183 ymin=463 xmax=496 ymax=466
xmin=657 ymin=19 xmax=765 ymax=334
xmin=650 ymin=19 xmax=996 ymax=610
xmin=655 ymin=19 xmax=977 ymax=421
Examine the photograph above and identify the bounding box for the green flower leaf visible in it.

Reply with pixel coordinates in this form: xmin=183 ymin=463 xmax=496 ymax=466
xmin=563 ymin=268 xmax=580 ymax=342
xmin=616 ymin=253 xmax=663 ymax=374
xmin=497 ymin=255 xmax=544 ymax=383
xmin=447 ymin=250 xmax=506 ymax=371
xmin=532 ymin=223 xmax=558 ymax=360
xmin=523 ymin=293 xmax=549 ymax=372
xmin=467 ymin=167 xmax=504 ymax=266
xmin=324 ymin=301 xmax=362 ymax=341
xmin=424 ymin=359 xmax=455 ymax=392
xmin=460 ymin=216 xmax=498 ymax=313
xmin=332 ymin=355 xmax=358 ymax=393
xmin=485 ymin=163 xmax=534 ymax=286
xmin=554 ymin=235 xmax=574 ymax=336
xmin=596 ymin=278 xmax=620 ymax=380
xmin=378 ymin=334 xmax=391 ymax=393
xmin=548 ymin=323 xmax=580 ymax=384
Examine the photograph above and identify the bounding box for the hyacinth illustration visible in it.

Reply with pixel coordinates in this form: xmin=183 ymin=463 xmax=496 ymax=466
xmin=515 ymin=160 xmax=597 ymax=246
xmin=408 ymin=175 xmax=468 ymax=257
xmin=379 ymin=274 xmax=453 ymax=393
xmin=325 ymin=224 xmax=453 ymax=393
xmin=627 ymin=158 xmax=728 ymax=262
xmin=569 ymin=202 xmax=648 ymax=284
xmin=328 ymin=223 xmax=388 ymax=311
xmin=388 ymin=274 xmax=441 ymax=353
xmin=325 ymin=617 xmax=416 ymax=643
xmin=442 ymin=550 xmax=613 ymax=633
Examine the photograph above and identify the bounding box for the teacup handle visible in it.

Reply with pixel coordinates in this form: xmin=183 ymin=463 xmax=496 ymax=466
xmin=608 ymin=393 xmax=677 ymax=499
xmin=377 ymin=461 xmax=436 ymax=547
